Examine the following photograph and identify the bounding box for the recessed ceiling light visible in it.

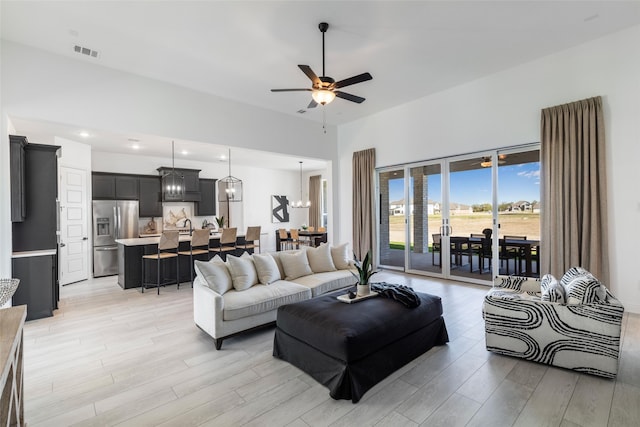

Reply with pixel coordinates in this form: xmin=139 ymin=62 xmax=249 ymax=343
xmin=181 ymin=150 xmax=188 ymax=155
xmin=219 ymin=154 xmax=227 ymax=162
xmin=131 ymin=144 xmax=140 ymax=150
xmin=79 ymin=131 xmax=90 ymax=138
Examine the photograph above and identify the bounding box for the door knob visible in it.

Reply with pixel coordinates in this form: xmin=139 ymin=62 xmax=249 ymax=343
xmin=83 ymin=237 xmax=88 ymax=240
xmin=60 ymin=243 xmax=66 ymax=247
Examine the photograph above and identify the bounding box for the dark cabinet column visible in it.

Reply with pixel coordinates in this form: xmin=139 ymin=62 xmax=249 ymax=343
xmin=115 ymin=175 xmax=139 ymax=199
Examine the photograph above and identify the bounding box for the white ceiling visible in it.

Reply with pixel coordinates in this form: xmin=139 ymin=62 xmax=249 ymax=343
xmin=3 ymin=1 xmax=640 ymax=168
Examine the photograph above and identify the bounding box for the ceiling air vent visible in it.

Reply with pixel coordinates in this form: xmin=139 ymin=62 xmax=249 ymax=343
xmin=73 ymin=45 xmax=99 ymax=58
xmin=297 ymin=109 xmax=306 ymax=114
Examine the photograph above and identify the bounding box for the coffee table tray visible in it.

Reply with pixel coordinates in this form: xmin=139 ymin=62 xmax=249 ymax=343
xmin=337 ymin=291 xmax=379 ymax=304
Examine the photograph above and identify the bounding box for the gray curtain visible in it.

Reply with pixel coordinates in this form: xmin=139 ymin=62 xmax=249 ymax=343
xmin=352 ymin=148 xmax=376 ymax=260
xmin=540 ymin=96 xmax=609 ymax=283
xmin=308 ymin=175 xmax=322 ymax=229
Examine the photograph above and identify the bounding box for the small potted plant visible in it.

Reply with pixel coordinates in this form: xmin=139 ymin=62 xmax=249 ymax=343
xmin=301 ymin=223 xmax=308 ymax=231
xmin=215 ymin=216 xmax=225 ymax=229
xmin=351 ymin=250 xmax=377 ymax=296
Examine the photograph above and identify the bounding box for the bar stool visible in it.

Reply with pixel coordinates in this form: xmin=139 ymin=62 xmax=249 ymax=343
xmin=178 ymin=229 xmax=211 ymax=286
xmin=290 ymin=228 xmax=302 ymax=249
xmin=237 ymin=226 xmax=261 ymax=254
xmin=141 ymin=230 xmax=179 ymax=295
xmin=278 ymin=228 xmax=292 ymax=250
xmin=210 ymin=227 xmax=237 ymax=261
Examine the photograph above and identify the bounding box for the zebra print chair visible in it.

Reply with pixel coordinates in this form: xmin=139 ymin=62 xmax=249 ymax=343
xmin=482 ymin=268 xmax=624 ymax=378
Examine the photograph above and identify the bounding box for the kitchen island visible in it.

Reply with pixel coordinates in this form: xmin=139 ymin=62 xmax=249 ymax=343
xmin=115 ymin=232 xmax=247 ymax=289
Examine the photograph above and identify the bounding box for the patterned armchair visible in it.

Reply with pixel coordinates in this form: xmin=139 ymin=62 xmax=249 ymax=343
xmin=482 ymin=268 xmax=624 ymax=378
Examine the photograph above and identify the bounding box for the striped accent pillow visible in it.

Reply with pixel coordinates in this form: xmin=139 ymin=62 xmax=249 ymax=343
xmin=561 ymin=267 xmax=606 ymax=304
xmin=540 ymin=274 xmax=565 ymax=303
xmin=494 ymin=275 xmax=529 ymax=291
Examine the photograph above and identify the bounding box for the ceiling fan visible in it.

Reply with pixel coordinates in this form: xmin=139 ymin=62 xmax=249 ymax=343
xmin=271 ymin=22 xmax=372 ymax=108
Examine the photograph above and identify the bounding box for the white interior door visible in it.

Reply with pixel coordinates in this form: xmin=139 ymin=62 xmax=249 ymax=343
xmin=59 ymin=166 xmax=89 ymax=285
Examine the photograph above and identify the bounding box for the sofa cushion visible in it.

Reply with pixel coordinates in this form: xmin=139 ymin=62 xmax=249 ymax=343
xmin=540 ymin=274 xmax=565 ymax=303
xmin=252 ymin=253 xmax=281 ymax=285
xmin=280 ymin=250 xmax=313 ymax=280
xmin=331 ymin=243 xmax=351 ymax=270
xmin=194 ymin=259 xmax=232 ymax=295
xmin=561 ymin=267 xmax=606 ymax=304
xmin=306 ymin=243 xmax=336 ymax=273
xmin=290 ymin=270 xmax=354 ymax=297
xmin=222 ymin=281 xmax=311 ymax=321
xmin=227 ymin=254 xmax=258 ymax=291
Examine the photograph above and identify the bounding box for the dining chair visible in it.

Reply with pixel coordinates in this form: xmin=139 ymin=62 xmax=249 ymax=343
xmin=237 ymin=226 xmax=261 ymax=254
xmin=432 ymin=233 xmax=442 ymax=266
xmin=210 ymin=227 xmax=238 ymax=261
xmin=317 ymin=226 xmax=326 ymax=233
xmin=141 ymin=230 xmax=179 ymax=295
xmin=178 ymin=229 xmax=211 ymax=286
xmin=278 ymin=228 xmax=292 ymax=251
xmin=307 ymin=226 xmax=315 ymax=232
xmin=504 ymin=235 xmax=527 ymax=275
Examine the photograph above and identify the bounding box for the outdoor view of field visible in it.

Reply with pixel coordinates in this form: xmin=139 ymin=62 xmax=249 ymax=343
xmin=388 ymin=212 xmax=540 ymax=247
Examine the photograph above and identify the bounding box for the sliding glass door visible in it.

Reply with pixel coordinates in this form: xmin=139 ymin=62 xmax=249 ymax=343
xmin=377 ymin=145 xmax=540 ymax=284
xmin=378 ymin=168 xmax=406 ymax=269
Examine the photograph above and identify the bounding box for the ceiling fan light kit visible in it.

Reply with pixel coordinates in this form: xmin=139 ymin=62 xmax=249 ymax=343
xmin=271 ymin=22 xmax=372 ymax=109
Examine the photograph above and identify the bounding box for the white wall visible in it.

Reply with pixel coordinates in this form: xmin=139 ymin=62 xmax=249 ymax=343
xmin=339 ymin=25 xmax=640 ymax=312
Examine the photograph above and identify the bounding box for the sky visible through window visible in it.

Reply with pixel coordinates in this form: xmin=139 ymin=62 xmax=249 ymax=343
xmin=388 ymin=162 xmax=540 ymax=206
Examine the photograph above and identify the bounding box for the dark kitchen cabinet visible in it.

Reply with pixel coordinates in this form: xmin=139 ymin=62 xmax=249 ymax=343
xmin=194 ymin=179 xmax=217 ymax=216
xmin=115 ymin=175 xmax=139 ymax=199
xmin=12 ymin=143 xmax=59 ymax=252
xmin=139 ymin=177 xmax=163 ymax=217
xmin=12 ymin=253 xmax=57 ymax=321
xmin=9 ymin=135 xmax=27 ymax=222
xmin=92 ymin=173 xmax=139 ymax=200
xmin=92 ymin=173 xmax=116 ymax=199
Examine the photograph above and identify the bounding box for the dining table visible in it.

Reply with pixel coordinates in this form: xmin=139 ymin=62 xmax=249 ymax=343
xmin=449 ymin=236 xmax=539 ymax=276
xmin=275 ymin=229 xmax=328 ymax=250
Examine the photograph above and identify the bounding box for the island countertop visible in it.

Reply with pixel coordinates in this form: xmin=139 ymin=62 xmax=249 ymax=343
xmin=115 ymin=232 xmax=243 ymax=246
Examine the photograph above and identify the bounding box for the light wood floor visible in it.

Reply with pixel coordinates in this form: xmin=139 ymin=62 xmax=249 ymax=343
xmin=22 ymin=271 xmax=640 ymax=426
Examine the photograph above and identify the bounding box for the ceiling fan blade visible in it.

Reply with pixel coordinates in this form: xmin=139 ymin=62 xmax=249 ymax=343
xmin=308 ymin=99 xmax=318 ymax=109
xmin=271 ymin=88 xmax=313 ymax=92
xmin=335 ymin=91 xmax=366 ymax=104
xmin=298 ymin=65 xmax=321 ymax=86
xmin=334 ymin=72 xmax=373 ymax=89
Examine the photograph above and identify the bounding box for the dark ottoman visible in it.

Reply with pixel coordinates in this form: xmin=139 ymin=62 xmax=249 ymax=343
xmin=273 ymin=290 xmax=449 ymax=403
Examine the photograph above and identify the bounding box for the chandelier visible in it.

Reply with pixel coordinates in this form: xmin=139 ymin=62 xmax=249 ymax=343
xmin=291 ymin=161 xmax=310 ymax=208
xmin=161 ymin=140 xmax=184 ymax=199
xmin=218 ymin=148 xmax=243 ymax=202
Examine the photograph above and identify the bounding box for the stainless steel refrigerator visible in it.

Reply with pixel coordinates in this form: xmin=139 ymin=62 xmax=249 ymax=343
xmin=92 ymin=200 xmax=139 ymax=277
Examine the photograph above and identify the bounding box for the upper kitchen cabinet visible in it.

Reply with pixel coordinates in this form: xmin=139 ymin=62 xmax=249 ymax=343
xmin=9 ymin=135 xmax=27 ymax=222
xmin=12 ymin=143 xmax=60 ymax=252
xmin=92 ymin=173 xmax=139 ymax=200
xmin=138 ymin=176 xmax=162 ymax=217
xmin=157 ymin=167 xmax=201 ymax=202
xmin=194 ymin=179 xmax=217 ymax=216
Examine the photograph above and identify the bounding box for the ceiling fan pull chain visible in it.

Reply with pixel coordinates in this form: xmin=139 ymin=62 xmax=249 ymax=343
xmin=323 ymin=107 xmax=327 ymax=134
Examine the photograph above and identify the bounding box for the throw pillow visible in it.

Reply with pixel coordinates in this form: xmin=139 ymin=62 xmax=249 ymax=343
xmin=540 ymin=274 xmax=565 ymax=303
xmin=561 ymin=266 xmax=606 ymax=304
xmin=252 ymin=253 xmax=281 ymax=285
xmin=194 ymin=260 xmax=233 ymax=295
xmin=280 ymin=250 xmax=313 ymax=280
xmin=494 ymin=275 xmax=529 ymax=291
xmin=306 ymin=243 xmax=337 ymax=273
xmin=331 ymin=243 xmax=350 ymax=270
xmin=226 ymin=254 xmax=258 ymax=291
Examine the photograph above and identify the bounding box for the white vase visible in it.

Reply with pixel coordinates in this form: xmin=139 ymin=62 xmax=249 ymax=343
xmin=357 ymin=283 xmax=371 ymax=297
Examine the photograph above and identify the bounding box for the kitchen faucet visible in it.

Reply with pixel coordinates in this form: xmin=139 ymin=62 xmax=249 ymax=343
xmin=184 ymin=218 xmax=193 ymax=236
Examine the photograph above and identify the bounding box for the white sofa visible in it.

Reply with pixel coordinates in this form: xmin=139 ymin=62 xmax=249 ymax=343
xmin=483 ymin=268 xmax=624 ymax=378
xmin=193 ymin=244 xmax=354 ymax=350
